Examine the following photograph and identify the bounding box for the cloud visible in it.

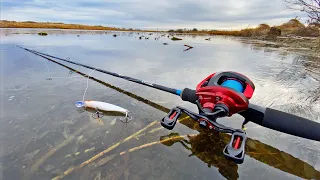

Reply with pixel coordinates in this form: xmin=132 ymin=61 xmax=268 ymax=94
xmin=1 ymin=0 xmax=307 ymax=29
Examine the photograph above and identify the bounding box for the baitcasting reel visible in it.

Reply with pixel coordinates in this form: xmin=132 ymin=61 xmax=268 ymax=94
xmin=161 ymin=71 xmax=255 ymax=164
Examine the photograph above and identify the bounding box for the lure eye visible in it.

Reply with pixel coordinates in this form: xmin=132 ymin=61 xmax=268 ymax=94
xmin=75 ymin=101 xmax=85 ymax=108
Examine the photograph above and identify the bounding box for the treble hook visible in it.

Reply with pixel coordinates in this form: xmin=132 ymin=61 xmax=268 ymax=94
xmin=92 ymin=108 xmax=104 ymax=119
xmin=119 ymin=111 xmax=132 ymax=125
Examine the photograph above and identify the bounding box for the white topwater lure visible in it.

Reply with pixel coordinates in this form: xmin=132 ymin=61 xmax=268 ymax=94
xmin=75 ymin=100 xmax=131 ymax=123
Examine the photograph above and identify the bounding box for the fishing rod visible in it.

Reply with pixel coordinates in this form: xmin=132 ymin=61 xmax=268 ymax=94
xmin=17 ymin=46 xmax=181 ymax=96
xmin=19 ymin=46 xmax=320 ymax=164
xmin=26 ymin=53 xmax=320 ymax=179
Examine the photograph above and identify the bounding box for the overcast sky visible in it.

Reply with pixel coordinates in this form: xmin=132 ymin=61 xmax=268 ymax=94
xmin=1 ymin=0 xmax=307 ymax=30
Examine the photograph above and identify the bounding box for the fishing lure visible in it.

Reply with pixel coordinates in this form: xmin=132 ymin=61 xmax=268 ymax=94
xmin=75 ymin=100 xmax=131 ymax=123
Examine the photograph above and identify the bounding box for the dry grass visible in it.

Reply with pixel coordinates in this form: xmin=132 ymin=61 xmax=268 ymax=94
xmin=169 ymin=19 xmax=318 ymax=38
xmin=277 ymin=19 xmax=320 ymax=37
xmin=278 ymin=19 xmax=305 ymax=29
xmin=0 ymin=20 xmax=119 ymax=30
xmin=290 ymin=26 xmax=320 ymax=37
xmin=207 ymin=26 xmax=269 ymax=37
xmin=168 ymin=24 xmax=272 ymax=37
xmin=276 ymin=19 xmax=306 ymax=35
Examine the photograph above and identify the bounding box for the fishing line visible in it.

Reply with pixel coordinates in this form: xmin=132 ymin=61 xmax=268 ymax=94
xmin=42 ymin=55 xmax=53 ymax=80
xmin=32 ymin=50 xmax=83 ymax=80
xmin=82 ymin=68 xmax=96 ymax=101
xmin=43 ymin=56 xmax=50 ymax=73
xmin=43 ymin=65 xmax=83 ymax=80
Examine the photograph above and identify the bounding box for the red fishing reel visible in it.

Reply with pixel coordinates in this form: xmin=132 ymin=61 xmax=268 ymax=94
xmin=161 ymin=71 xmax=255 ymax=164
xmin=196 ymin=71 xmax=255 ymax=116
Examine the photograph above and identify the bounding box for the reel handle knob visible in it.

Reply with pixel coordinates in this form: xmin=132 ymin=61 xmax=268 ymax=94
xmin=223 ymin=131 xmax=247 ymax=164
xmin=161 ymin=107 xmax=182 ymax=130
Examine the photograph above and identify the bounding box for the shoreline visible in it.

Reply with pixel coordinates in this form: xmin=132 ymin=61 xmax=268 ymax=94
xmin=2 ymin=27 xmax=319 ymax=56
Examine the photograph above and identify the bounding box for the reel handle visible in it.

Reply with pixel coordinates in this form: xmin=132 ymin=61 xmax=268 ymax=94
xmin=223 ymin=131 xmax=246 ymax=164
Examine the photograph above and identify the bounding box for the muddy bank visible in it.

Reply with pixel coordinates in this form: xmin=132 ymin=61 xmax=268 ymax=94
xmin=240 ymin=36 xmax=320 ymax=58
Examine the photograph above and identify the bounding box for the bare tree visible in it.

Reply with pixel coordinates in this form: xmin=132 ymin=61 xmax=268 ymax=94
xmin=284 ymin=0 xmax=320 ymax=23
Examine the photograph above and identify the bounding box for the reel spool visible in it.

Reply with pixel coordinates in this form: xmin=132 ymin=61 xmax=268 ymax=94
xmin=196 ymin=71 xmax=255 ymax=116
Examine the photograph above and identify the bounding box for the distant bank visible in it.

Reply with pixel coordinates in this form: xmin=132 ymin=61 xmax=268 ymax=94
xmin=0 ymin=20 xmax=157 ymax=32
xmin=168 ymin=19 xmax=319 ymax=39
xmin=0 ymin=20 xmax=119 ymax=30
xmin=1 ymin=19 xmax=319 ymax=38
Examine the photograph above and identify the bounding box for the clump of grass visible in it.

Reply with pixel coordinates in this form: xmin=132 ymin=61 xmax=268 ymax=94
xmin=257 ymin=24 xmax=270 ymax=30
xmin=269 ymin=27 xmax=282 ymax=35
xmin=262 ymin=26 xmax=282 ymax=40
xmin=290 ymin=26 xmax=320 ymax=37
xmin=171 ymin=36 xmax=182 ymax=41
xmin=276 ymin=19 xmax=319 ymax=37
xmin=255 ymin=24 xmax=271 ymax=35
xmin=38 ymin=32 xmax=48 ymax=36
xmin=277 ymin=19 xmax=306 ymax=35
xmin=308 ymin=22 xmax=320 ymax=28
xmin=279 ymin=19 xmax=305 ymax=29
